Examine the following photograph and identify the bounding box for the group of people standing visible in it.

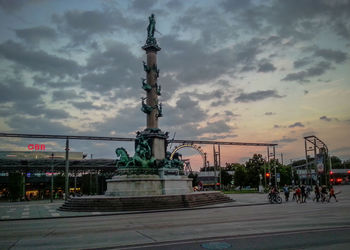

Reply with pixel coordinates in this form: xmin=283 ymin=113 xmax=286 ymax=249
xmin=282 ymin=184 xmax=338 ymax=203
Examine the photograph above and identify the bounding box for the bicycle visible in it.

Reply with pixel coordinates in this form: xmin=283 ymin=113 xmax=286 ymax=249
xmin=268 ymin=192 xmax=282 ymax=204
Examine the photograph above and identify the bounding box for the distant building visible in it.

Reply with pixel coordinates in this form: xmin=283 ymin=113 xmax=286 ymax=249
xmin=197 ymin=170 xmax=235 ymax=189
xmin=0 ymin=151 xmax=84 ymax=160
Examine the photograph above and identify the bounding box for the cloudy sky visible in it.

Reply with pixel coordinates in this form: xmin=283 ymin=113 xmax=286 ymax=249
xmin=0 ymin=0 xmax=349 ymax=169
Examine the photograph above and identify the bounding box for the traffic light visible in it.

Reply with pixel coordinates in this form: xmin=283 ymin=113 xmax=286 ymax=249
xmin=266 ymin=173 xmax=270 ymax=178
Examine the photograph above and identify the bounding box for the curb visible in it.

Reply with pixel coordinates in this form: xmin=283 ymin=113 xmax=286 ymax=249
xmin=0 ymin=201 xmax=270 ymax=222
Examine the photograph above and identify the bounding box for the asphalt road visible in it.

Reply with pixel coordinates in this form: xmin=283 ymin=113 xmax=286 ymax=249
xmin=0 ymin=185 xmax=349 ymax=249
xmin=121 ymin=227 xmax=350 ymax=250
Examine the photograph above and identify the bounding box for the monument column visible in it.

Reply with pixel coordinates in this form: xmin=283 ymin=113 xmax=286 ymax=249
xmin=139 ymin=14 xmax=167 ymax=162
xmin=144 ymin=45 xmax=161 ymax=128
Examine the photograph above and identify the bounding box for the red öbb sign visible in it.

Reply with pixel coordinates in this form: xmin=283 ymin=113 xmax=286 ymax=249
xmin=28 ymin=144 xmax=46 ymax=150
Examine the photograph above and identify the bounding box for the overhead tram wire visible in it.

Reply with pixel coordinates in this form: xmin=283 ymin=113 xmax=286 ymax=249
xmin=0 ymin=133 xmax=277 ymax=146
xmin=170 ymin=139 xmax=277 ymax=147
xmin=0 ymin=133 xmax=135 ymax=142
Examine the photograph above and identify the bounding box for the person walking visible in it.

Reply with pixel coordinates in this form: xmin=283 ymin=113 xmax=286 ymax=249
xmin=301 ymin=185 xmax=306 ymax=203
xmin=313 ymin=185 xmax=320 ymax=202
xmin=321 ymin=185 xmax=328 ymax=202
xmin=328 ymin=186 xmax=338 ymax=202
xmin=296 ymin=186 xmax=301 ymax=203
xmin=306 ymin=185 xmax=311 ymax=200
xmin=283 ymin=184 xmax=290 ymax=202
xmin=292 ymin=187 xmax=297 ymax=201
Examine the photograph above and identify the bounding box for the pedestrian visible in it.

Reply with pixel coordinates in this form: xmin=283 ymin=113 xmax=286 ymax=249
xmin=296 ymin=186 xmax=301 ymax=203
xmin=306 ymin=185 xmax=311 ymax=200
xmin=198 ymin=181 xmax=203 ymax=191
xmin=292 ymin=187 xmax=297 ymax=201
xmin=321 ymin=185 xmax=328 ymax=202
xmin=301 ymin=185 xmax=306 ymax=203
xmin=313 ymin=185 xmax=320 ymax=202
xmin=328 ymin=186 xmax=338 ymax=202
xmin=283 ymin=184 xmax=290 ymax=202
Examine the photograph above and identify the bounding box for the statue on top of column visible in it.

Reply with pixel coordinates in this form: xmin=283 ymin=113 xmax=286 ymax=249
xmin=147 ymin=14 xmax=156 ymax=38
xmin=143 ymin=13 xmax=160 ymax=50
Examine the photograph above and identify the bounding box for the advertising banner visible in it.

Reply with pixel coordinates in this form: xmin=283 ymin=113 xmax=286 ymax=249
xmin=316 ymin=154 xmax=324 ymax=173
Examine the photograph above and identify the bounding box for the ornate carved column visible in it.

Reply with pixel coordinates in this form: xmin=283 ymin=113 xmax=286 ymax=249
xmin=138 ymin=14 xmax=167 ymax=162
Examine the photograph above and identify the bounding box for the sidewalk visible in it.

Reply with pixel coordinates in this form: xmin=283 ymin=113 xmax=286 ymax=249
xmin=0 ymin=192 xmax=270 ymax=221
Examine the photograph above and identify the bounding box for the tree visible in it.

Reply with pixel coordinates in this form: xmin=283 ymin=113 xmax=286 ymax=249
xmin=245 ymin=154 xmax=266 ymax=188
xmin=54 ymin=174 xmax=65 ymax=191
xmin=246 ymin=154 xmax=265 ymax=168
xmin=276 ymin=165 xmax=292 ymax=186
xmin=234 ymin=165 xmax=247 ymax=189
xmin=225 ymin=163 xmax=244 ymax=171
xmin=8 ymin=173 xmax=24 ymax=201
xmin=81 ymin=174 xmax=99 ymax=195
xmin=330 ymin=156 xmax=343 ymax=169
xmin=220 ymin=169 xmax=232 ymax=188
xmin=188 ymin=172 xmax=199 ymax=187
xmin=343 ymin=160 xmax=350 ymax=169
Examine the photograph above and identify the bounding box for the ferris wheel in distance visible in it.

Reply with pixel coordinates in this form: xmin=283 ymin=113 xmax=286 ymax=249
xmin=170 ymin=144 xmax=207 ymax=171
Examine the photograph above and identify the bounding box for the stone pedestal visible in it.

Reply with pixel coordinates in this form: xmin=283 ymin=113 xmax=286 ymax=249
xmin=136 ymin=129 xmax=168 ymax=161
xmin=105 ymin=173 xmax=193 ymax=197
xmin=152 ymin=137 xmax=165 ymax=160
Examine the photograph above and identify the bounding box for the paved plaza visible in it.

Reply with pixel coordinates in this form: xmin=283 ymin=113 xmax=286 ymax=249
xmin=0 ymin=185 xmax=349 ymax=249
xmin=0 ymin=191 xmax=269 ymax=221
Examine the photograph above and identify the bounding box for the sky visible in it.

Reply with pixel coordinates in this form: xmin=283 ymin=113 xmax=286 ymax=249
xmin=0 ymin=0 xmax=349 ymax=170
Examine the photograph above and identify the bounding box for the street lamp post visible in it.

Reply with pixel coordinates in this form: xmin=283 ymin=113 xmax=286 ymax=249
xmin=290 ymin=160 xmax=295 ymax=187
xmin=264 ymin=163 xmax=266 ymax=187
xmin=274 ymin=161 xmax=277 ymax=188
xmin=65 ymin=139 xmax=69 ymax=201
xmin=50 ymin=153 xmax=54 ymax=203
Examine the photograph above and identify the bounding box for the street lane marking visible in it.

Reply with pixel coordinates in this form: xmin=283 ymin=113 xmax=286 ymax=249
xmin=1 ymin=216 xmax=10 ymax=219
xmin=110 ymin=226 xmax=350 ymax=250
xmin=51 ymin=213 xmax=60 ymax=217
xmin=22 ymin=212 xmax=29 ymax=216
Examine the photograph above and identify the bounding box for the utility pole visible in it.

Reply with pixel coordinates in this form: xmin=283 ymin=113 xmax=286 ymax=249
xmin=281 ymin=153 xmax=283 ymax=165
xmin=312 ymin=137 xmax=317 ymax=188
xmin=50 ymin=153 xmax=54 ymax=203
xmin=218 ymin=144 xmax=221 ymax=190
xmin=328 ymin=156 xmax=332 ymax=186
xmin=304 ymin=139 xmax=309 ymax=186
xmin=74 ymin=171 xmax=77 ymax=195
xmin=264 ymin=161 xmax=267 ymax=187
xmin=65 ymin=139 xmax=69 ymax=201
xmin=267 ymin=146 xmax=272 ymax=186
xmin=273 ymin=146 xmax=277 ymax=189
xmin=95 ymin=171 xmax=99 ymax=195
xmin=213 ymin=145 xmax=217 ymax=189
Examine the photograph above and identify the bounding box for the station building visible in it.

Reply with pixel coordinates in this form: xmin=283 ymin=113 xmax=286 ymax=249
xmin=0 ymin=151 xmax=115 ymax=201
